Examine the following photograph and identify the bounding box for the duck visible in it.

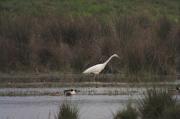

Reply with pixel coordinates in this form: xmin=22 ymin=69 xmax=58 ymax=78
xmin=176 ymin=86 xmax=180 ymax=93
xmin=63 ymin=89 xmax=79 ymax=96
xmin=168 ymin=86 xmax=180 ymax=95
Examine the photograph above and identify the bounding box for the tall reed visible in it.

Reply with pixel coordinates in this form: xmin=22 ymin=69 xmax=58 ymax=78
xmin=0 ymin=14 xmax=179 ymax=75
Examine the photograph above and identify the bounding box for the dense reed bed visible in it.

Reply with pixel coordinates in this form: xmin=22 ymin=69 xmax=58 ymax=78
xmin=0 ymin=14 xmax=179 ymax=75
xmin=0 ymin=0 xmax=180 ymax=76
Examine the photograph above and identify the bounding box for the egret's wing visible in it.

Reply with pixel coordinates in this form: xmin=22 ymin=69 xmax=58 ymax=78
xmin=83 ymin=64 xmax=104 ymax=74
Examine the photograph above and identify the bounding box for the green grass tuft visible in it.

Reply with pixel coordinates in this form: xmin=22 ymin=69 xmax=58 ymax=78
xmin=161 ymin=104 xmax=180 ymax=119
xmin=114 ymin=104 xmax=138 ymax=119
xmin=56 ymin=103 xmax=79 ymax=119
xmin=138 ymin=88 xmax=176 ymax=119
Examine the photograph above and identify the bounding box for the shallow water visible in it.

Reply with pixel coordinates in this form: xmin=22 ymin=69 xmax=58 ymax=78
xmin=0 ymin=86 xmax=180 ymax=119
xmin=0 ymin=87 xmax=146 ymax=96
xmin=0 ymin=94 xmax=180 ymax=119
xmin=0 ymin=95 xmax=139 ymax=119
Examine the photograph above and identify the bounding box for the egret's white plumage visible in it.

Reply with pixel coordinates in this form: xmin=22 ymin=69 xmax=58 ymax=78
xmin=83 ymin=54 xmax=119 ymax=74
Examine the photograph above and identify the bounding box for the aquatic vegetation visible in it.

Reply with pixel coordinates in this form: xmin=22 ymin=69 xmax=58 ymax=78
xmin=138 ymin=88 xmax=176 ymax=119
xmin=55 ymin=103 xmax=79 ymax=119
xmin=161 ymin=104 xmax=180 ymax=119
xmin=114 ymin=104 xmax=138 ymax=119
xmin=114 ymin=88 xmax=179 ymax=119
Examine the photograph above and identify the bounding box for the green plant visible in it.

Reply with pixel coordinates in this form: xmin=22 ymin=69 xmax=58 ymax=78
xmin=161 ymin=104 xmax=180 ymax=119
xmin=138 ymin=88 xmax=176 ymax=119
xmin=56 ymin=103 xmax=79 ymax=119
xmin=114 ymin=104 xmax=138 ymax=119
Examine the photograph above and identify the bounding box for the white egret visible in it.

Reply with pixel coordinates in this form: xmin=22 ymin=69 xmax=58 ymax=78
xmin=83 ymin=54 xmax=119 ymax=74
xmin=83 ymin=54 xmax=119 ymax=87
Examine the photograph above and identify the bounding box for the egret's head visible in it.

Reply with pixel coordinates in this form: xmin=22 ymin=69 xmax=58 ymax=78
xmin=112 ymin=54 xmax=120 ymax=58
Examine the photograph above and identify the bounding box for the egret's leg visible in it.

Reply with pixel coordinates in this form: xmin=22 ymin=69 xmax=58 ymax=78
xmin=88 ymin=74 xmax=92 ymax=88
xmin=93 ymin=74 xmax=96 ymax=88
xmin=95 ymin=74 xmax=98 ymax=88
xmin=89 ymin=74 xmax=93 ymax=88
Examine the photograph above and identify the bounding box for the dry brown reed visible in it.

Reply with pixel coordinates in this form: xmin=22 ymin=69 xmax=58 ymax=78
xmin=0 ymin=14 xmax=179 ymax=75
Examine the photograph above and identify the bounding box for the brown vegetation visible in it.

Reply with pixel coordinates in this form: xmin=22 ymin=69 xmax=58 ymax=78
xmin=0 ymin=14 xmax=179 ymax=74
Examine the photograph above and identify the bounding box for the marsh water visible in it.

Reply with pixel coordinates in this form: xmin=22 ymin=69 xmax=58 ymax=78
xmin=0 ymin=95 xmax=138 ymax=119
xmin=0 ymin=86 xmax=180 ymax=119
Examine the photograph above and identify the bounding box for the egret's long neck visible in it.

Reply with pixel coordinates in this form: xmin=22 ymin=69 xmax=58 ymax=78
xmin=103 ymin=55 xmax=115 ymax=66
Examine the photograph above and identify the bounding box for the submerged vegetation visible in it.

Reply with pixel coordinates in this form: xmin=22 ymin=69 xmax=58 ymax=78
xmin=0 ymin=0 xmax=180 ymax=76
